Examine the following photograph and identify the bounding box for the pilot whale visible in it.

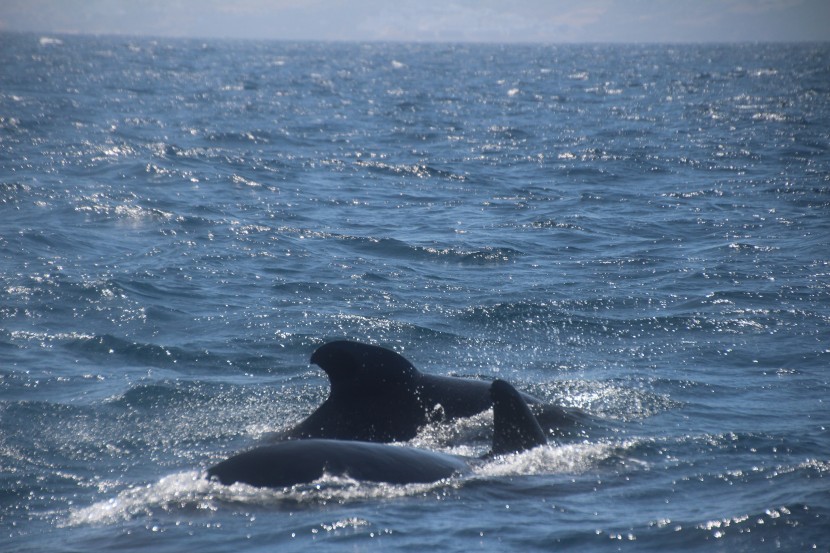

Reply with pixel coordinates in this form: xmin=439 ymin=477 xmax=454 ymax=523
xmin=277 ymin=340 xmax=580 ymax=443
xmin=208 ymin=379 xmax=547 ymax=488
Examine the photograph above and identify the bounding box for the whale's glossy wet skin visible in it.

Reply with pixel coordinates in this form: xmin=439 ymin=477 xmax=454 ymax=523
xmin=208 ymin=379 xmax=548 ymax=488
xmin=277 ymin=340 xmax=583 ymax=443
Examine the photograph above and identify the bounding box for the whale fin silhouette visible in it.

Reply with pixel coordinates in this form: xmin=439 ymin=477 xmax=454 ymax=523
xmin=282 ymin=340 xmax=556 ymax=443
xmin=288 ymin=340 xmax=423 ymax=441
xmin=490 ymin=379 xmax=547 ymax=455
xmin=309 ymin=340 xmax=419 ymax=397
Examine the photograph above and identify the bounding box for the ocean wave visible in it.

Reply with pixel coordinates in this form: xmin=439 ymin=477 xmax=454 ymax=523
xmin=354 ymin=159 xmax=466 ymax=181
xmin=272 ymin=226 xmax=522 ymax=266
xmin=64 ymin=334 xmax=195 ymax=366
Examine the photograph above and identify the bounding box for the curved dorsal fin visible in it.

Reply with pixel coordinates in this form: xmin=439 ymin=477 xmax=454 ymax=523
xmin=310 ymin=340 xmax=419 ymax=399
xmin=490 ymin=379 xmax=547 ymax=455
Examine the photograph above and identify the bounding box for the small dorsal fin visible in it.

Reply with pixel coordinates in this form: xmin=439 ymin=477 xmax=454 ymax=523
xmin=310 ymin=340 xmax=419 ymax=398
xmin=490 ymin=379 xmax=547 ymax=455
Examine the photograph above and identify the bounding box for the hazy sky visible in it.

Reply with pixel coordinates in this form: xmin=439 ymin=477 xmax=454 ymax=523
xmin=1 ymin=0 xmax=828 ymax=43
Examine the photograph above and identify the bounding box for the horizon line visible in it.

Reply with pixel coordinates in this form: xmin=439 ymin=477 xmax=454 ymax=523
xmin=4 ymin=29 xmax=828 ymax=47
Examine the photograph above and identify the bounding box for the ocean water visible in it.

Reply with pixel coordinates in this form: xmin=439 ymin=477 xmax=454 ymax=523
xmin=1 ymin=33 xmax=829 ymax=551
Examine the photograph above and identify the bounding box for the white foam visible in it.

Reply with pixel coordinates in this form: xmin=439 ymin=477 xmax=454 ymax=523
xmin=39 ymin=37 xmax=63 ymax=46
xmin=475 ymin=440 xmax=627 ymax=478
xmin=66 ymin=471 xmax=213 ymax=526
xmin=66 ymin=470 xmax=462 ymax=526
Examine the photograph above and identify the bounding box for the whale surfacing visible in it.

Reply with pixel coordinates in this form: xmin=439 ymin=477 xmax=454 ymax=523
xmin=279 ymin=340 xmax=576 ymax=443
xmin=207 ymin=379 xmax=547 ymax=488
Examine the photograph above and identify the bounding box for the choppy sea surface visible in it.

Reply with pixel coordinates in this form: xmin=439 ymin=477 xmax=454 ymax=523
xmin=1 ymin=33 xmax=829 ymax=552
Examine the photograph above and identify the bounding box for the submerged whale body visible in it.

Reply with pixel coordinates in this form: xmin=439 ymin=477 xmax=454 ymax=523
xmin=279 ymin=340 xmax=579 ymax=443
xmin=208 ymin=379 xmax=546 ymax=488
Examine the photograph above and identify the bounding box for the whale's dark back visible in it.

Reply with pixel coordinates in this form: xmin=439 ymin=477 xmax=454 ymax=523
xmin=207 ymin=439 xmax=470 ymax=487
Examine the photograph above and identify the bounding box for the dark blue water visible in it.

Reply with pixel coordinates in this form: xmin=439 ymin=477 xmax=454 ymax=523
xmin=1 ymin=33 xmax=829 ymax=551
